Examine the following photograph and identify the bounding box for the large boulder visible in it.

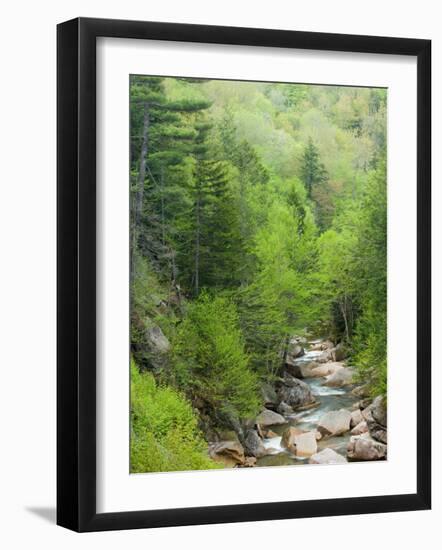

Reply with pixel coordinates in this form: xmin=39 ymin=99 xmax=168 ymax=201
xmin=310 ymin=364 xmax=332 ymax=378
xmin=317 ymin=409 xmax=352 ymax=436
xmin=350 ymin=420 xmax=368 ymax=435
xmin=285 ymin=360 xmax=318 ymax=378
xmin=371 ymin=395 xmax=388 ymax=427
xmin=310 ymin=362 xmax=344 ymax=378
xmin=260 ymin=383 xmax=279 ymax=410
xmin=277 ymin=375 xmax=316 ymax=409
xmin=325 ymin=367 xmax=354 ymax=387
xmin=286 ymin=343 xmax=305 ymax=361
xmin=362 ymin=396 xmax=387 ymax=444
xmin=350 ymin=409 xmax=363 ymax=428
xmin=294 ymin=431 xmax=318 ymax=457
xmin=145 ymin=325 xmax=170 ymax=354
xmin=309 ymin=448 xmax=348 ymax=465
xmin=366 ymin=421 xmax=387 ymax=444
xmin=347 ymin=434 xmax=387 ymax=461
xmin=256 ymin=408 xmax=287 ymax=427
xmin=243 ymin=429 xmax=267 ymax=458
xmin=352 ymin=398 xmax=372 ymax=411
xmin=281 ymin=426 xmax=305 ymax=453
xmin=209 ymin=441 xmax=245 ymax=467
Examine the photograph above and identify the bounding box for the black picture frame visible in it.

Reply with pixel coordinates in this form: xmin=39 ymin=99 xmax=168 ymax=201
xmin=57 ymin=17 xmax=431 ymax=532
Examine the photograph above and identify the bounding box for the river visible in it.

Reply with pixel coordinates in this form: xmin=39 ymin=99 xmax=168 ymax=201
xmin=256 ymin=348 xmax=358 ymax=466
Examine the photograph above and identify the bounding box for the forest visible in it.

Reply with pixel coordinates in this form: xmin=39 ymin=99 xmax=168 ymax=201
xmin=130 ymin=75 xmax=388 ymax=472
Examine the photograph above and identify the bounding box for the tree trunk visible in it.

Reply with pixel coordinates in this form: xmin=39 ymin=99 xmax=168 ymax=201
xmin=340 ymin=295 xmax=350 ymax=342
xmin=194 ymin=187 xmax=201 ymax=297
xmin=238 ymin=163 xmax=247 ymax=284
xmin=130 ymin=102 xmax=149 ymax=284
xmin=160 ymin=165 xmax=166 ymax=247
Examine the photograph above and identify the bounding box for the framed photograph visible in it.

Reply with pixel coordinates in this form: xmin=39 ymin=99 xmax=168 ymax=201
xmin=57 ymin=17 xmax=431 ymax=532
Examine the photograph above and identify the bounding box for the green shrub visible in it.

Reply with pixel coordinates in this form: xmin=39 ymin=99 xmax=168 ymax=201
xmin=173 ymin=292 xmax=261 ymax=420
xmin=130 ymin=359 xmax=220 ymax=473
xmin=353 ymin=303 xmax=387 ymax=397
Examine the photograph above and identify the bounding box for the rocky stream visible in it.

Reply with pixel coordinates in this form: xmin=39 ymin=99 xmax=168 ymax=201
xmin=209 ymin=337 xmax=388 ymax=468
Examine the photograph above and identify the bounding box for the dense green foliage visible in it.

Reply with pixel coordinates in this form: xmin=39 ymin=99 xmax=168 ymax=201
xmin=131 ymin=360 xmax=220 ymax=472
xmin=173 ymin=292 xmax=260 ymax=419
xmin=130 ymin=76 xmax=387 ymax=471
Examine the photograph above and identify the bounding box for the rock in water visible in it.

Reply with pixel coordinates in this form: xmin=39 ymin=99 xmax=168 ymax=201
xmin=294 ymin=431 xmax=318 ymax=457
xmin=309 ymin=448 xmax=348 ymax=464
xmin=310 ymin=364 xmax=332 ymax=378
xmin=256 ymin=408 xmax=287 ymax=427
xmin=243 ymin=429 xmax=267 ymax=458
xmin=347 ymin=434 xmax=387 ymax=460
xmin=350 ymin=420 xmax=368 ymax=435
xmin=353 ymin=398 xmax=372 ymax=411
xmin=277 ymin=375 xmax=316 ymax=409
xmin=350 ymin=409 xmax=363 ymax=428
xmin=209 ymin=441 xmax=245 ymax=467
xmin=316 ymin=350 xmax=334 ymax=363
xmin=281 ymin=426 xmax=305 ymax=453
xmin=310 ymin=362 xmax=344 ymax=378
xmin=285 ymin=359 xmax=317 ymax=378
xmin=277 ymin=401 xmax=294 ymax=416
xmin=325 ymin=367 xmax=354 ymax=387
xmin=317 ymin=409 xmax=352 ymax=436
xmin=285 ymin=342 xmax=304 ymax=366
xmin=290 ymin=344 xmax=305 ymax=358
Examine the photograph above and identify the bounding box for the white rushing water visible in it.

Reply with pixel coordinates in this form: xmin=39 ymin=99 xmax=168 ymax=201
xmin=295 ymin=408 xmax=324 ymax=425
xmin=262 ymin=436 xmax=284 ymax=454
xmin=294 ymin=350 xmax=323 ymax=362
xmin=309 ymin=382 xmax=346 ymax=397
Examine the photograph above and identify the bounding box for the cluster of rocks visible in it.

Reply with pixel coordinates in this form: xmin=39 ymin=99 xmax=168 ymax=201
xmin=309 ymin=339 xmax=347 ymax=362
xmin=209 ymin=336 xmax=387 ymax=467
xmin=261 ymin=348 xmax=319 ymax=417
xmin=288 ymin=361 xmax=355 ymax=388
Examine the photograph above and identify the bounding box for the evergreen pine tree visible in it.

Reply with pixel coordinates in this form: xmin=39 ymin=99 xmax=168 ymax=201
xmin=300 ymin=137 xmax=328 ymax=199
xmin=130 ymin=75 xmax=210 ymax=284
